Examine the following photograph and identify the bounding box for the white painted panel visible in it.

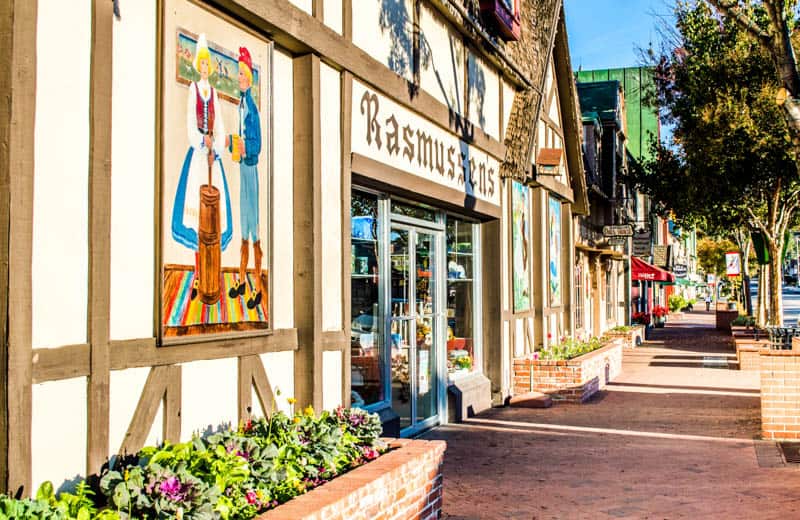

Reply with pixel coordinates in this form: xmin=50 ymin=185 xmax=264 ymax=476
xmin=467 ymin=52 xmax=500 ymax=140
xmin=181 ymin=358 xmax=238 ymax=437
xmin=501 ymin=182 xmax=509 ymax=310
xmin=289 ymin=0 xmax=313 ymax=14
xmin=250 ymin=387 xmax=265 ymax=418
xmin=322 ymin=350 xmax=343 ymax=411
xmin=514 ymin=318 xmax=524 ymax=357
xmin=502 ymin=80 xmax=515 ymax=138
xmin=109 ymin=367 xmax=153 ymax=456
xmin=324 ymin=0 xmax=343 ymax=34
xmin=320 ymin=64 xmax=343 ymax=332
xmin=32 ymin=0 xmax=91 ymax=349
xmin=352 ymin=0 xmax=415 ymax=82
xmin=420 ymin=5 xmax=465 ymax=113
xmin=260 ymin=351 xmax=294 ymax=414
xmin=110 ymin=0 xmax=156 ymax=341
xmin=272 ymin=50 xmax=294 ymax=329
xmin=32 ymin=378 xmax=87 ymax=492
xmin=548 ymin=94 xmax=560 ymax=126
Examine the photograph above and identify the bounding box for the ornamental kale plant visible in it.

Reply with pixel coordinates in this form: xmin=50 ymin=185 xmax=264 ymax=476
xmin=540 ymin=336 xmax=606 ymax=361
xmin=0 ymin=406 xmax=385 ymax=520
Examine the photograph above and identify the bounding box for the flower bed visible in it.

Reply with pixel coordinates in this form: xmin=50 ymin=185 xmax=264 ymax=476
xmin=605 ymin=325 xmax=645 ymax=349
xmin=0 ymin=406 xmax=389 ymax=519
xmin=513 ymin=337 xmax=624 ymax=403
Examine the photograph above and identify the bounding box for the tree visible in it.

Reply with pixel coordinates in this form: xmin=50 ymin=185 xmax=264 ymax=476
xmin=705 ymin=1 xmax=800 ymax=137
xmin=697 ymin=237 xmax=738 ymax=276
xmin=628 ymin=2 xmax=800 ymax=324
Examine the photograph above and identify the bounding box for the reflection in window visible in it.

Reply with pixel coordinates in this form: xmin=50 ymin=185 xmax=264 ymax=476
xmin=391 ymin=199 xmax=437 ymax=222
xmin=446 ymin=217 xmax=477 ymax=377
xmin=575 ymin=261 xmax=584 ymax=330
xmin=351 ymin=191 xmax=383 ymax=407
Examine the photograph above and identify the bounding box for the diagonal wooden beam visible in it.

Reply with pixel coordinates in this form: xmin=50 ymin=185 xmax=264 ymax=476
xmin=118 ymin=367 xmax=169 ymax=456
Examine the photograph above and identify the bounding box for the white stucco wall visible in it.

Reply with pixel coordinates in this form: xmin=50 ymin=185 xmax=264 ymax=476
xmin=320 ymin=63 xmax=343 ymax=332
xmin=110 ymin=0 xmax=156 ymax=341
xmin=419 ymin=5 xmax=464 ymax=113
xmin=32 ymin=0 xmax=91 ymax=349
xmin=272 ymin=50 xmax=295 ymax=329
xmin=181 ymin=358 xmax=238 ymax=437
xmin=322 ymin=350 xmax=343 ymax=411
xmin=324 ymin=0 xmax=343 ymax=34
xmin=289 ymin=0 xmax=313 ymax=14
xmin=109 ymin=367 xmax=163 ymax=456
xmin=32 ymin=378 xmax=87 ymax=492
xmin=514 ymin=318 xmax=524 ymax=357
xmin=261 ymin=351 xmax=294 ymax=414
xmin=467 ymin=51 xmax=499 ymax=140
xmin=352 ymin=0 xmax=415 ymax=82
xmin=502 ymin=80 xmax=515 ymax=139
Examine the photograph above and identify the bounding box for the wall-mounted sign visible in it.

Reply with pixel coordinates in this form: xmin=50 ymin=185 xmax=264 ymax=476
xmin=603 ymin=225 xmax=633 ymax=237
xmin=632 ymin=232 xmax=651 ymax=257
xmin=726 ymin=252 xmax=741 ymax=277
xmin=653 ymin=245 xmax=669 ymax=268
xmin=352 ymin=80 xmax=501 ymax=207
xmin=673 ymin=264 xmax=688 ymax=278
xmin=608 ymin=237 xmax=627 ymax=246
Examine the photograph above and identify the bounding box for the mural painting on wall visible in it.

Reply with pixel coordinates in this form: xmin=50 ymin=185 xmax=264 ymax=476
xmin=548 ymin=196 xmax=562 ymax=306
xmin=512 ymin=181 xmax=530 ymax=312
xmin=162 ymin=0 xmax=272 ymax=337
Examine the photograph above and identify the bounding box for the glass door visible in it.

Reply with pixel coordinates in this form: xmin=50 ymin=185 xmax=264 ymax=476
xmin=389 ymin=223 xmax=442 ymax=434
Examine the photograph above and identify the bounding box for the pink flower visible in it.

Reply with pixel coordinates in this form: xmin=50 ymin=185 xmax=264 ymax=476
xmin=361 ymin=446 xmax=380 ymax=460
xmin=245 ymin=490 xmax=259 ymax=505
xmin=547 ymin=333 xmax=552 ymax=339
xmin=158 ymin=476 xmax=186 ymax=502
xmin=532 ymin=352 xmax=539 ymax=361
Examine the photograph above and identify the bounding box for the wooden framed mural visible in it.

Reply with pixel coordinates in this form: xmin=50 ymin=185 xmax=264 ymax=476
xmin=511 ymin=181 xmax=530 ymax=312
xmin=161 ymin=0 xmax=273 ymax=338
xmin=548 ymin=196 xmax=562 ymax=306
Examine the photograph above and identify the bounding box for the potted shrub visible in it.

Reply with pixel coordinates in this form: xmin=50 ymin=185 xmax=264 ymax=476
xmin=653 ymin=305 xmax=668 ymax=328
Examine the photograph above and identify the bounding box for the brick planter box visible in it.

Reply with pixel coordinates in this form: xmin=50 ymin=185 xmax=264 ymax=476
xmin=716 ymin=310 xmax=739 ymax=332
xmin=258 ymin=438 xmax=446 ymax=520
xmin=605 ymin=325 xmax=646 ymax=349
xmin=734 ymin=338 xmax=770 ymax=371
xmin=760 ymin=343 xmax=800 ymax=440
xmin=513 ymin=338 xmax=624 ymax=403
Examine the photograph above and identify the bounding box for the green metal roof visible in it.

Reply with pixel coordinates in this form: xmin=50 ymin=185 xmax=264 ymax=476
xmin=575 ymin=67 xmax=660 ymax=164
xmin=577 ymin=81 xmax=620 ymax=125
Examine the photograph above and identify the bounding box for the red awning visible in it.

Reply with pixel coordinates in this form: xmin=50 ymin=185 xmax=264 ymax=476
xmin=631 ymin=256 xmax=675 ymax=283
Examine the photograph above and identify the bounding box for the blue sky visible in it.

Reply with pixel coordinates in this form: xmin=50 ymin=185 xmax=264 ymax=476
xmin=563 ymin=0 xmax=675 ymax=71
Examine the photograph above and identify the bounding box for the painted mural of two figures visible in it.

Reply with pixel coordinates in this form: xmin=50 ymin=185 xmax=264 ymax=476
xmin=163 ymin=1 xmax=271 ymax=338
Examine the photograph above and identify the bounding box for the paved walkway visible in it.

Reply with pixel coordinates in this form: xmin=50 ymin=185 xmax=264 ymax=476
xmin=423 ymin=311 xmax=800 ymax=519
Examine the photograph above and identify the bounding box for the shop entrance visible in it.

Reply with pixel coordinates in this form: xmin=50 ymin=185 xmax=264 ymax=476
xmin=389 ymin=221 xmax=443 ymax=434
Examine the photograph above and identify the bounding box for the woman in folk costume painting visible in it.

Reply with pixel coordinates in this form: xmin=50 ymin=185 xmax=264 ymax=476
xmin=171 ymin=33 xmax=233 ymax=300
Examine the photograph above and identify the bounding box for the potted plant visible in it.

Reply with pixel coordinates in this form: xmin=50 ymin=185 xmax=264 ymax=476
xmin=653 ymin=305 xmax=668 ymax=328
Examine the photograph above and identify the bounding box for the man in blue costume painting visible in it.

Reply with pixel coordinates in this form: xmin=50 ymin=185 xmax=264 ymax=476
xmin=226 ymin=46 xmax=264 ymax=309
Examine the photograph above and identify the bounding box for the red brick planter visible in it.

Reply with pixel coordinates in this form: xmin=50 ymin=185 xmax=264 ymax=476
xmin=605 ymin=325 xmax=646 ymax=349
xmin=734 ymin=337 xmax=770 ymax=371
xmin=257 ymin=439 xmax=446 ymax=520
xmin=513 ymin=339 xmax=624 ymax=403
xmin=761 ymin=345 xmax=800 ymax=440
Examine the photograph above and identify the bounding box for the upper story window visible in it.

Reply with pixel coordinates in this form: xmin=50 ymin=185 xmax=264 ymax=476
xmin=480 ymin=0 xmax=521 ymax=41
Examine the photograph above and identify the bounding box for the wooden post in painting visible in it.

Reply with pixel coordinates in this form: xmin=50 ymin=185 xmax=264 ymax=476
xmin=198 ymin=129 xmax=222 ymax=305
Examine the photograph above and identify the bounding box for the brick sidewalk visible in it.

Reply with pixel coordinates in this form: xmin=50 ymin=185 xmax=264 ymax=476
xmin=423 ymin=311 xmax=800 ymax=519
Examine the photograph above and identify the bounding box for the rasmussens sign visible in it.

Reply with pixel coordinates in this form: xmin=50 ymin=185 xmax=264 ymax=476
xmin=351 ymin=81 xmax=502 ymax=207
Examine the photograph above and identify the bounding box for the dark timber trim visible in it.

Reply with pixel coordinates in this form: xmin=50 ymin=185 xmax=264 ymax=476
xmin=3 ymin=0 xmax=37 ymax=496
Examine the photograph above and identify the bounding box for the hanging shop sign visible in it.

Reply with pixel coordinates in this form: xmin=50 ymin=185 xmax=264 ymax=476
xmin=632 ymin=232 xmax=651 ymax=257
xmin=603 ymin=225 xmax=633 ymax=237
xmin=707 ymin=273 xmax=716 ymax=285
xmin=653 ymin=245 xmax=669 ymax=268
xmin=607 ymin=237 xmax=627 ymax=246
xmin=352 ymin=80 xmax=501 ymax=207
xmin=725 ymin=252 xmax=741 ymax=277
xmin=672 ymin=264 xmax=688 ymax=278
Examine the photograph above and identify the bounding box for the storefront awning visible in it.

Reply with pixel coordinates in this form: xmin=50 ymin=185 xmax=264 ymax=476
xmin=632 ymin=256 xmax=675 ymax=283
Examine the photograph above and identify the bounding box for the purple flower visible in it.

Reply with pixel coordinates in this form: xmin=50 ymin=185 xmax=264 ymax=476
xmin=245 ymin=490 xmax=259 ymax=505
xmin=236 ymin=450 xmax=251 ymax=461
xmin=158 ymin=476 xmax=186 ymax=502
xmin=361 ymin=446 xmax=379 ymax=460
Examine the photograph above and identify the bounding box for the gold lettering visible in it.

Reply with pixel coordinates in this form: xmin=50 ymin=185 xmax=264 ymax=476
xmin=447 ymin=146 xmax=456 ymax=179
xmin=479 ymin=162 xmax=486 ymax=194
xmin=468 ymin=158 xmax=477 ymax=189
xmin=360 ymin=91 xmax=382 ymax=149
xmin=434 ymin=141 xmax=445 ymax=176
xmin=402 ymin=125 xmax=415 ymax=162
xmin=458 ymin=151 xmax=467 ymax=185
xmin=488 ymin=167 xmax=495 ymax=196
xmin=417 ymin=130 xmax=432 ymax=170
xmin=385 ymin=114 xmax=399 ymax=156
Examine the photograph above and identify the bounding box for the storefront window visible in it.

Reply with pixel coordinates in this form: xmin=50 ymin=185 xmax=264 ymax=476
xmin=351 ymin=191 xmax=384 ymax=407
xmin=391 ymin=200 xmax=437 ymax=222
xmin=446 ymin=217 xmax=478 ymax=377
xmin=574 ymin=261 xmax=583 ymax=330
xmin=605 ymin=267 xmax=613 ymax=322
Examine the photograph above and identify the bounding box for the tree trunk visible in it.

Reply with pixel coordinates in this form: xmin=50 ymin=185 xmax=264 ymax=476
xmin=768 ymin=244 xmax=784 ymax=325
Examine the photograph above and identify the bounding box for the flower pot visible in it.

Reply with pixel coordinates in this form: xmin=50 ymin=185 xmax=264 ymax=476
xmin=654 ymin=317 xmax=666 ymax=328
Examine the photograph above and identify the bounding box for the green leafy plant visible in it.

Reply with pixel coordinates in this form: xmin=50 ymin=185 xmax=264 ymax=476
xmin=540 ymin=336 xmax=607 ymax=361
xmin=0 ymin=406 xmax=385 ymax=520
xmin=731 ymin=315 xmax=756 ymax=327
xmin=608 ymin=326 xmax=632 ymax=333
xmin=668 ymin=294 xmax=688 ymax=313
